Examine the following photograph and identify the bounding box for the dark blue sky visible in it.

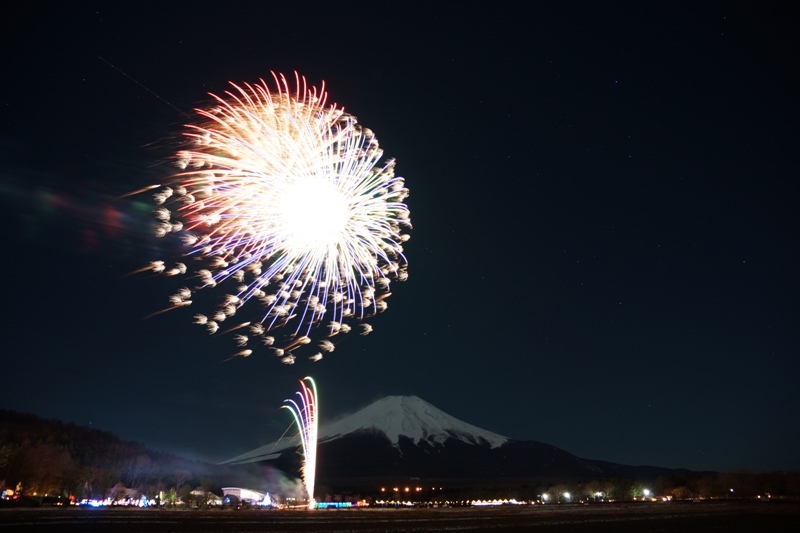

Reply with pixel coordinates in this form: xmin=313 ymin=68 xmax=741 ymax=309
xmin=2 ymin=1 xmax=797 ymax=473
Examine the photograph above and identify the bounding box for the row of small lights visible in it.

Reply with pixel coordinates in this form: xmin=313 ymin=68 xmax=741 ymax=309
xmin=380 ymin=487 xmax=439 ymax=493
xmin=14 ymin=487 xmax=747 ymax=508
xmin=378 ymin=488 xmax=657 ymax=503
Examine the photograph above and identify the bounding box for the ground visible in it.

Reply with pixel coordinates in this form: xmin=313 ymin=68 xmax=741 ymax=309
xmin=1 ymin=500 xmax=799 ymax=532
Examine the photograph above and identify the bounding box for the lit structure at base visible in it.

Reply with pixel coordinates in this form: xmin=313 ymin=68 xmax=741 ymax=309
xmin=282 ymin=377 xmax=318 ymax=509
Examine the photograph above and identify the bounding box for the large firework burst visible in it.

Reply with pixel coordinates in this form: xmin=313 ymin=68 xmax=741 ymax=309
xmin=140 ymin=72 xmax=410 ymax=363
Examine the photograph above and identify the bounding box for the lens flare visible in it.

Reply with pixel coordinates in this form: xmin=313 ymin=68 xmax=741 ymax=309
xmin=140 ymin=72 xmax=410 ymax=361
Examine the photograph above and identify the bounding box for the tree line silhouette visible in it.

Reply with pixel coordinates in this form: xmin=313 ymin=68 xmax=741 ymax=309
xmin=0 ymin=408 xmax=262 ymax=502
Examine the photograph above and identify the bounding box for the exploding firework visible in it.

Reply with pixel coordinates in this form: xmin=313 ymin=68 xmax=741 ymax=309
xmin=140 ymin=72 xmax=410 ymax=361
xmin=283 ymin=377 xmax=318 ymax=508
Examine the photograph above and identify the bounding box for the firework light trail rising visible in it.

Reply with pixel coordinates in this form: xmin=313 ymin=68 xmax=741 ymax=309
xmin=282 ymin=377 xmax=318 ymax=508
xmin=140 ymin=72 xmax=410 ymax=363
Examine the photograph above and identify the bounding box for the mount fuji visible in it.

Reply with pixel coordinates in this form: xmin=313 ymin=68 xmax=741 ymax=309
xmin=223 ymin=395 xmax=698 ymax=487
xmin=225 ymin=395 xmax=506 ymax=466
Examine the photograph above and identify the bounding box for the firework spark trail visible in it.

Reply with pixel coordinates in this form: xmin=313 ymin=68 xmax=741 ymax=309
xmin=140 ymin=72 xmax=410 ymax=361
xmin=282 ymin=377 xmax=318 ymax=508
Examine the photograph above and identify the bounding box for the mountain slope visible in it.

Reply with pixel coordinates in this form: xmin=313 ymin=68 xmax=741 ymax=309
xmin=224 ymin=395 xmax=507 ymax=465
xmin=223 ymin=395 xmax=703 ymax=486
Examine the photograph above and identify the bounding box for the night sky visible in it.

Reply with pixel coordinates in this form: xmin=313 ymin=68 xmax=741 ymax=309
xmin=2 ymin=2 xmax=797 ymax=474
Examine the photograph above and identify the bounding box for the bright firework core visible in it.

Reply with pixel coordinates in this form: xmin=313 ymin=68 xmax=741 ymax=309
xmin=142 ymin=72 xmax=410 ymax=363
xmin=277 ymin=177 xmax=350 ymax=254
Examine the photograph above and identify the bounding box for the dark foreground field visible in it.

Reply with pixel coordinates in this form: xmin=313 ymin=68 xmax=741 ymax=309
xmin=2 ymin=501 xmax=799 ymax=532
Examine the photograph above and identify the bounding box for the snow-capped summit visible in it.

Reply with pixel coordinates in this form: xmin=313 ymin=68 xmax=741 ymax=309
xmin=223 ymin=395 xmax=507 ymax=465
xmin=321 ymin=395 xmax=507 ymax=448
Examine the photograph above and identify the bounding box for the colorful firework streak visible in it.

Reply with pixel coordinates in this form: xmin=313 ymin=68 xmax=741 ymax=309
xmin=283 ymin=377 xmax=319 ymax=508
xmin=139 ymin=72 xmax=410 ymax=362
